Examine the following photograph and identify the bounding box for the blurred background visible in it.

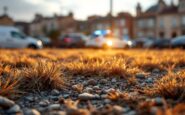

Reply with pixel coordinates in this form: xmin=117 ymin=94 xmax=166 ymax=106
xmin=0 ymin=0 xmax=185 ymax=49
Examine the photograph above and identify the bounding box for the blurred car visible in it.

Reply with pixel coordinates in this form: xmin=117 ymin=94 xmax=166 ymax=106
xmin=122 ymin=37 xmax=134 ymax=48
xmin=59 ymin=33 xmax=87 ymax=48
xmin=0 ymin=26 xmax=43 ymax=49
xmin=171 ymin=35 xmax=185 ymax=48
xmin=86 ymin=30 xmax=127 ymax=48
xmin=150 ymin=39 xmax=171 ymax=48
xmin=35 ymin=35 xmax=51 ymax=46
xmin=133 ymin=37 xmax=154 ymax=48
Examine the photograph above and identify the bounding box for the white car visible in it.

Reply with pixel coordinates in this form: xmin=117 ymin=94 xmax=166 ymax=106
xmin=0 ymin=26 xmax=43 ymax=49
xmin=86 ymin=30 xmax=127 ymax=48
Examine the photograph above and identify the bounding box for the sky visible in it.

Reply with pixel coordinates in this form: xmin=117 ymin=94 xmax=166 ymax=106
xmin=0 ymin=0 xmax=178 ymax=22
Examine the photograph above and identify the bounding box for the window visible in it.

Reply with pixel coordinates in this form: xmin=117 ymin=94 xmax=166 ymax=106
xmin=123 ymin=28 xmax=128 ymax=34
xmin=11 ymin=31 xmax=25 ymax=39
xmin=159 ymin=19 xmax=164 ymax=28
xmin=137 ymin=32 xmax=143 ymax=37
xmin=182 ymin=16 xmax=185 ymax=25
xmin=138 ymin=20 xmax=144 ymax=28
xmin=148 ymin=19 xmax=154 ymax=28
xmin=120 ymin=19 xmax=125 ymax=26
xmin=172 ymin=18 xmax=177 ymax=28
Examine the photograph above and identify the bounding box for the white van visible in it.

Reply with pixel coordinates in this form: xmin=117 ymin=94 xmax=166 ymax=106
xmin=0 ymin=26 xmax=43 ymax=49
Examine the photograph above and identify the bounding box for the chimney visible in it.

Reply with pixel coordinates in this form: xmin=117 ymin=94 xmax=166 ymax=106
xmin=136 ymin=3 xmax=142 ymax=16
xmin=158 ymin=0 xmax=166 ymax=12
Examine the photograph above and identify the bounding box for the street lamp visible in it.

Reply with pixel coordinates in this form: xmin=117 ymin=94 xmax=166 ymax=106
xmin=110 ymin=0 xmax=114 ymax=36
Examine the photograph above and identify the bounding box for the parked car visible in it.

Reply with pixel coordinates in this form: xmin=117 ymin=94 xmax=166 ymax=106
xmin=171 ymin=36 xmax=185 ymax=48
xmin=35 ymin=35 xmax=51 ymax=47
xmin=86 ymin=30 xmax=127 ymax=48
xmin=59 ymin=33 xmax=87 ymax=48
xmin=133 ymin=37 xmax=154 ymax=48
xmin=151 ymin=39 xmax=171 ymax=48
xmin=0 ymin=26 xmax=43 ymax=49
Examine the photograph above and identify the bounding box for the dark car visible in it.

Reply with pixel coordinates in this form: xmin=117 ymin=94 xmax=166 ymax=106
xmin=151 ymin=39 xmax=171 ymax=48
xmin=59 ymin=33 xmax=87 ymax=48
xmin=171 ymin=36 xmax=185 ymax=49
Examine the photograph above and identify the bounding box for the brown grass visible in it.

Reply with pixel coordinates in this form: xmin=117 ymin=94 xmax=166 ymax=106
xmin=19 ymin=61 xmax=65 ymax=92
xmin=145 ymin=71 xmax=185 ymax=101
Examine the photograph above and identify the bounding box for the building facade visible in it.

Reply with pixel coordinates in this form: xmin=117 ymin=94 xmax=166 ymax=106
xmin=87 ymin=12 xmax=133 ymax=39
xmin=135 ymin=0 xmax=185 ymax=39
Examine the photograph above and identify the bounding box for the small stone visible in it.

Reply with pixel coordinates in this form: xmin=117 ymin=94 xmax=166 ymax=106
xmin=104 ymin=88 xmax=115 ymax=93
xmin=146 ymin=78 xmax=153 ymax=83
xmin=6 ymin=104 xmax=21 ymax=114
xmin=126 ymin=110 xmax=136 ymax=115
xmin=23 ymin=109 xmax=40 ymax=115
xmin=87 ymin=79 xmax=96 ymax=86
xmin=25 ymin=96 xmax=34 ymax=102
xmin=153 ymin=69 xmax=160 ymax=73
xmin=63 ymin=94 xmax=70 ymax=98
xmin=72 ymin=84 xmax=83 ymax=93
xmin=99 ymin=79 xmax=107 ymax=84
xmin=47 ymin=104 xmax=61 ymax=110
xmin=104 ymin=99 xmax=111 ymax=104
xmin=93 ymin=86 xmax=100 ymax=90
xmin=51 ymin=89 xmax=60 ymax=96
xmin=49 ymin=111 xmax=66 ymax=115
xmin=0 ymin=96 xmax=15 ymax=109
xmin=112 ymin=105 xmax=124 ymax=113
xmin=150 ymin=107 xmax=158 ymax=115
xmin=136 ymin=73 xmax=145 ymax=79
xmin=153 ymin=97 xmax=163 ymax=106
xmin=83 ymin=87 xmax=93 ymax=93
xmin=111 ymin=78 xmax=117 ymax=83
xmin=50 ymin=96 xmax=59 ymax=101
xmin=78 ymin=93 xmax=99 ymax=100
xmin=39 ymin=100 xmax=50 ymax=107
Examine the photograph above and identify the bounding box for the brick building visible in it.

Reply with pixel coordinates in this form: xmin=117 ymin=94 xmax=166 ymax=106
xmin=87 ymin=12 xmax=134 ymax=39
xmin=135 ymin=0 xmax=185 ymax=39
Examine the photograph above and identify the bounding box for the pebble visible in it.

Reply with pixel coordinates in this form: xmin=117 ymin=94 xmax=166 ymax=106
xmin=0 ymin=96 xmax=15 ymax=109
xmin=47 ymin=104 xmax=61 ymax=110
xmin=6 ymin=104 xmax=21 ymax=114
xmin=112 ymin=105 xmax=124 ymax=113
xmin=51 ymin=89 xmax=60 ymax=96
xmin=93 ymin=86 xmax=100 ymax=90
xmin=150 ymin=107 xmax=158 ymax=115
xmin=126 ymin=110 xmax=136 ymax=115
xmin=104 ymin=99 xmax=111 ymax=104
xmin=111 ymin=78 xmax=117 ymax=83
xmin=63 ymin=94 xmax=70 ymax=98
xmin=153 ymin=97 xmax=163 ymax=106
xmin=153 ymin=69 xmax=160 ymax=73
xmin=39 ymin=100 xmax=50 ymax=107
xmin=78 ymin=93 xmax=99 ymax=100
xmin=87 ymin=79 xmax=96 ymax=85
xmin=146 ymin=78 xmax=153 ymax=83
xmin=23 ymin=109 xmax=41 ymax=115
xmin=99 ymin=79 xmax=107 ymax=84
xmin=135 ymin=73 xmax=145 ymax=79
xmin=83 ymin=87 xmax=93 ymax=93
xmin=50 ymin=96 xmax=59 ymax=101
xmin=25 ymin=96 xmax=35 ymax=102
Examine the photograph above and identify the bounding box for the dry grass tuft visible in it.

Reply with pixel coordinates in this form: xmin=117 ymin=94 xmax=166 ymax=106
xmin=145 ymin=71 xmax=185 ymax=100
xmin=19 ymin=61 xmax=64 ymax=92
xmin=62 ymin=57 xmax=140 ymax=78
xmin=0 ymin=70 xmax=20 ymax=98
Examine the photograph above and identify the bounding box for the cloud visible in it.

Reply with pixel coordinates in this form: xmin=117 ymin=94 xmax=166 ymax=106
xmin=0 ymin=0 xmax=177 ymax=22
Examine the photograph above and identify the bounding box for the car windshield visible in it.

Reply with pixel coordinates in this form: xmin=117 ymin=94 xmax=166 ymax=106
xmin=11 ymin=31 xmax=26 ymax=39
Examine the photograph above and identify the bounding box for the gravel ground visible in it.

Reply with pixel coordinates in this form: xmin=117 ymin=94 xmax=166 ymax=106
xmin=0 ymin=70 xmax=168 ymax=115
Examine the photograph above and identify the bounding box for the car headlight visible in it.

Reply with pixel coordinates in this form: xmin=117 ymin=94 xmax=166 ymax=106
xmin=37 ymin=40 xmax=43 ymax=46
xmin=127 ymin=41 xmax=133 ymax=46
xmin=107 ymin=40 xmax=113 ymax=46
